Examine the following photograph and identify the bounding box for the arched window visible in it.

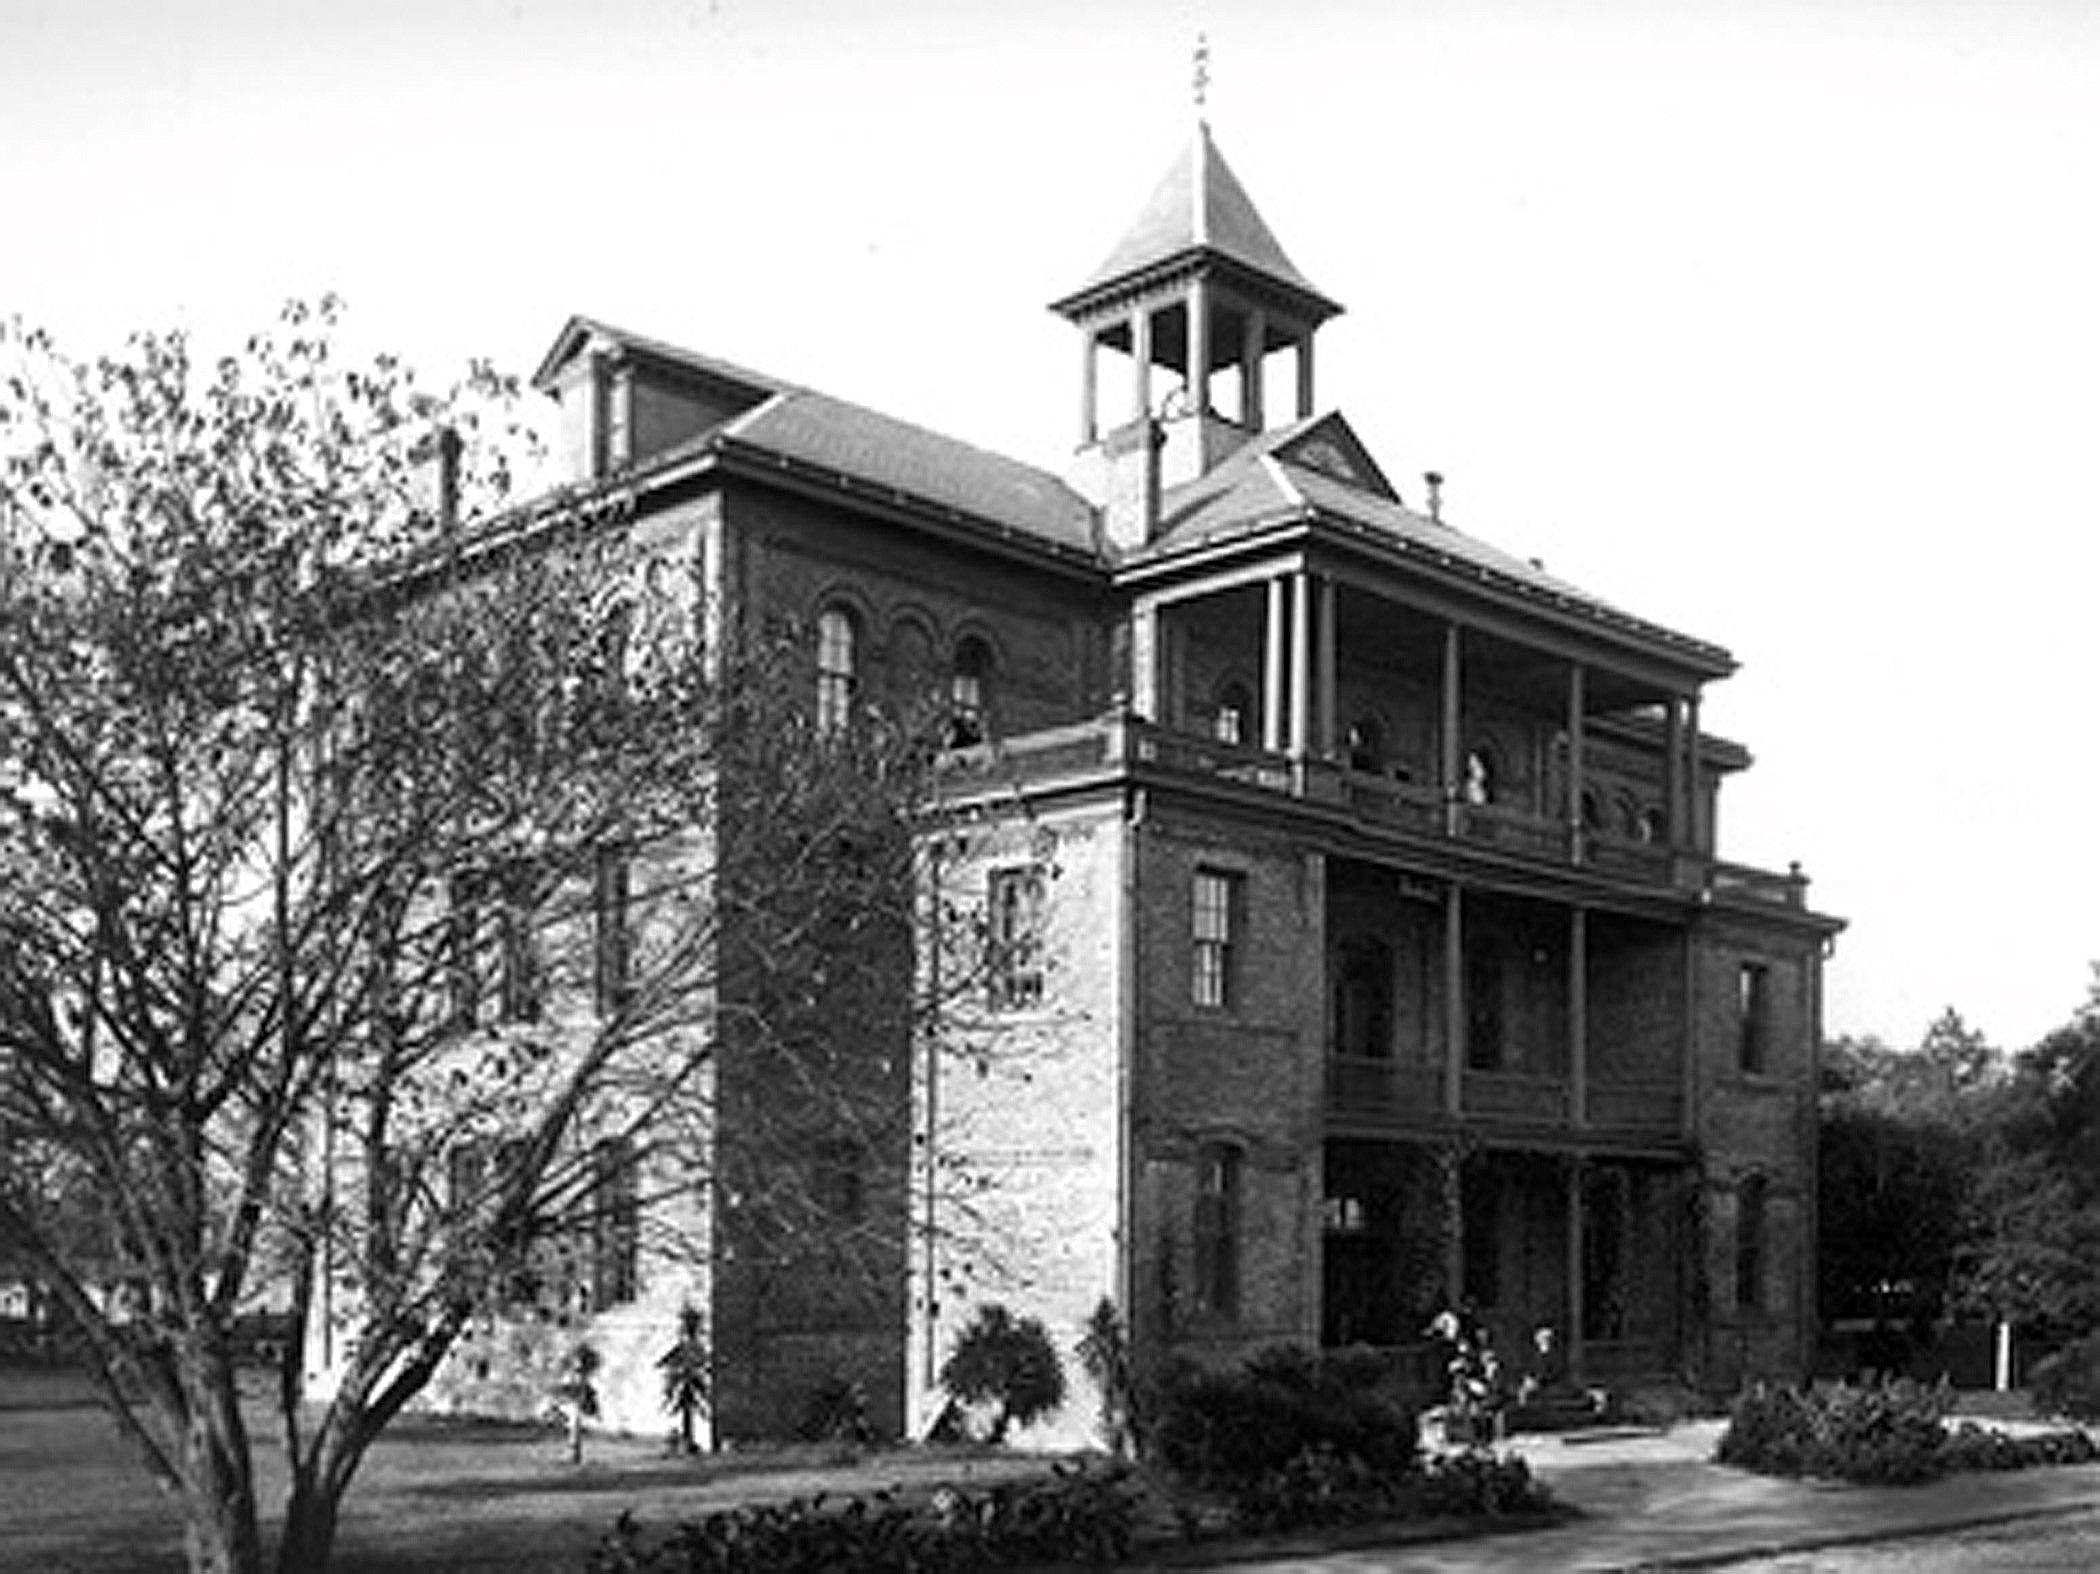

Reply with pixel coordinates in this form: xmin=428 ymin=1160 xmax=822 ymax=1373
xmin=948 ymin=634 xmax=992 ymax=746
xmin=816 ymin=607 xmax=857 ymax=733
xmin=1735 ymin=1174 xmax=1769 ymax=1312
xmin=1580 ymin=788 xmax=1604 ymax=834
xmin=1346 ymin=716 xmax=1384 ymax=774
xmin=1213 ymin=680 xmax=1254 ymax=747
xmin=1463 ymin=744 xmax=1499 ymax=806
xmin=1193 ymin=1142 xmax=1243 ymax=1319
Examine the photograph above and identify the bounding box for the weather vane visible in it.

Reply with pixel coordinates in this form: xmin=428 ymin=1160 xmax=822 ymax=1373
xmin=1192 ymin=33 xmax=1211 ymax=118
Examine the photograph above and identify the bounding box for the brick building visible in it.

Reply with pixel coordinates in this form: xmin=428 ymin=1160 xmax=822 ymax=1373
xmin=435 ymin=115 xmax=1841 ymax=1445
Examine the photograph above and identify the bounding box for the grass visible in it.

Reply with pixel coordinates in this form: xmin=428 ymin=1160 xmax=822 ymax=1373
xmin=0 ymin=1366 xmax=1049 ymax=1574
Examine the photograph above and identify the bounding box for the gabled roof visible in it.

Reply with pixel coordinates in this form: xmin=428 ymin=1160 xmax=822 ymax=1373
xmin=1051 ymin=122 xmax=1341 ymax=321
xmin=531 ymin=313 xmax=787 ymax=403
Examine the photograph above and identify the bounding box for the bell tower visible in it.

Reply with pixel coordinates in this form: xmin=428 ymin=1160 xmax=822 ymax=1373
xmin=1053 ymin=53 xmax=1342 ymax=549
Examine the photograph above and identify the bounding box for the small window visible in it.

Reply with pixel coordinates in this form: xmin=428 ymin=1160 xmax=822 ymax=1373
xmin=986 ymin=864 xmax=1047 ymax=1010
xmin=1579 ymin=788 xmax=1604 ymax=834
xmin=1637 ymin=806 xmax=1665 ymax=844
xmin=948 ymin=635 xmax=992 ymax=746
xmin=591 ymin=1138 xmax=641 ymax=1309
xmin=594 ymin=845 xmax=631 ymax=1018
xmin=1213 ymin=680 xmax=1253 ymax=746
xmin=1191 ymin=869 xmax=1242 ymax=1009
xmin=1192 ymin=1142 xmax=1243 ymax=1318
xmin=816 ymin=607 xmax=858 ymax=733
xmin=1463 ymin=745 xmax=1499 ymax=806
xmin=1738 ymin=962 xmax=1771 ymax=1074
xmin=1333 ymin=937 xmax=1393 ymax=1059
xmin=1735 ymin=1173 xmax=1768 ymax=1312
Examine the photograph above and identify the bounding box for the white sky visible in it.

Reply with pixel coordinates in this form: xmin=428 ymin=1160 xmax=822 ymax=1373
xmin=4 ymin=0 xmax=2097 ymax=1053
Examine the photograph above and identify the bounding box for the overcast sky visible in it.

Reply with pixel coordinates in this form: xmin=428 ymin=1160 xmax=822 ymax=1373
xmin=4 ymin=0 xmax=2096 ymax=1053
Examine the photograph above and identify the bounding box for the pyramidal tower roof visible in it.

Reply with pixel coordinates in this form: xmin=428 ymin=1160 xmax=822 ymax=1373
xmin=1051 ymin=120 xmax=1342 ymax=322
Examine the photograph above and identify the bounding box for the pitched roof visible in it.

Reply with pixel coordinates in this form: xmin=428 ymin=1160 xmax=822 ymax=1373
xmin=1053 ymin=122 xmax=1341 ymax=319
xmin=717 ymin=390 xmax=1098 ymax=558
xmin=1137 ymin=421 xmax=1731 ymax=670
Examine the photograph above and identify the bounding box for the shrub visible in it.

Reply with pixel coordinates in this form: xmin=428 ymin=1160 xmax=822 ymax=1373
xmin=584 ymin=1462 xmax=1137 ymax=1573
xmin=794 ymin=1375 xmax=874 ymax=1446
xmin=1717 ymin=1378 xmax=1952 ymax=1485
xmin=939 ymin=1304 xmax=1066 ymax=1443
xmin=1149 ymin=1344 xmax=1419 ymax=1491
xmin=1419 ymin=1447 xmax=1555 ymax=1518
xmin=2031 ymin=1331 xmax=2100 ymax=1423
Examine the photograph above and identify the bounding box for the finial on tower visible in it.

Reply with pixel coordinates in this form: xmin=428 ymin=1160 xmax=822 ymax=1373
xmin=1192 ymin=33 xmax=1211 ymax=120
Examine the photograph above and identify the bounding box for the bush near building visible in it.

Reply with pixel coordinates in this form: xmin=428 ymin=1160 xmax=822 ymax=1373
xmin=1716 ymin=1377 xmax=2097 ymax=1485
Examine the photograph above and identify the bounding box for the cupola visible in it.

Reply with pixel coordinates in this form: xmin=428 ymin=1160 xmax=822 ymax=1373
xmin=1053 ymin=104 xmax=1341 ymax=550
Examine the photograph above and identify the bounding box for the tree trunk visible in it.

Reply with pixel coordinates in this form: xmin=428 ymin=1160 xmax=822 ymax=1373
xmin=276 ymin=1472 xmax=343 ymax=1574
xmin=179 ymin=1412 xmax=264 ymax=1574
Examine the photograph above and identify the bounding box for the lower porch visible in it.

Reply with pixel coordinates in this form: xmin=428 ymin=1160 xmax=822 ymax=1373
xmin=1320 ymin=1139 xmax=1691 ymax=1394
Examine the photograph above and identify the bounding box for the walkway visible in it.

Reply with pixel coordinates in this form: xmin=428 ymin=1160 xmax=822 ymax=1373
xmin=1205 ymin=1421 xmax=2100 ymax=1573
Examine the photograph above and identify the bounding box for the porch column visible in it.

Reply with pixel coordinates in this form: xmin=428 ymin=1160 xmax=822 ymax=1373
xmin=1567 ymin=1158 xmax=1588 ymax=1378
xmin=1444 ymin=884 xmax=1465 ymax=1117
xmin=1188 ymin=278 xmax=1211 ymax=416
xmin=1078 ymin=327 xmax=1098 ymax=446
xmin=1662 ymin=696 xmax=1685 ymax=850
xmin=1288 ymin=570 xmax=1313 ymax=764
xmin=1316 ymin=574 xmax=1338 ymax=759
xmin=1262 ymin=577 xmax=1287 ymax=753
xmin=1441 ymin=623 xmax=1464 ymax=834
xmin=1129 ymin=601 xmax=1159 ymax=722
xmin=1130 ymin=304 xmax=1153 ymax=422
xmin=1242 ymin=307 xmax=1267 ymax=430
xmin=1566 ymin=663 xmax=1587 ymax=863
xmin=1685 ymin=694 xmax=1705 ymax=856
xmin=1569 ymin=907 xmax=1589 ymax=1129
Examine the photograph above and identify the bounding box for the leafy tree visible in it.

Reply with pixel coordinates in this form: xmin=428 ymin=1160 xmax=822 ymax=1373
xmin=1818 ymin=1014 xmax=1999 ymax=1332
xmin=939 ymin=1302 xmax=1066 ymax=1443
xmin=1954 ymin=1000 xmax=2100 ymax=1335
xmin=0 ymin=303 xmax=971 ymax=1574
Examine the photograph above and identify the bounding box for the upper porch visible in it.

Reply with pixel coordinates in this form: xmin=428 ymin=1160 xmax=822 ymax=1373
xmin=939 ymin=706 xmax=1813 ymax=914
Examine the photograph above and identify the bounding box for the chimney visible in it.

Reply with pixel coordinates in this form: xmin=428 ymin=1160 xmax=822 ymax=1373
xmin=1101 ymin=417 xmax=1165 ymax=554
xmin=1424 ymin=470 xmax=1443 ymax=524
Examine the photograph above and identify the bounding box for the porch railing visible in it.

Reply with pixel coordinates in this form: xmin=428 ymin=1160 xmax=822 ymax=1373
xmin=938 ymin=714 xmax=1811 ymax=906
xmin=1327 ymin=1059 xmax=1684 ymax=1135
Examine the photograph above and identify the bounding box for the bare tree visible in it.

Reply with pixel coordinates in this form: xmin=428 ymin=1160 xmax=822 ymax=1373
xmin=0 ymin=303 xmax=964 ymax=1574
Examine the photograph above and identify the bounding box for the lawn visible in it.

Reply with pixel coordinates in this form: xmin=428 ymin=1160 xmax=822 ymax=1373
xmin=0 ymin=1367 xmax=1052 ymax=1574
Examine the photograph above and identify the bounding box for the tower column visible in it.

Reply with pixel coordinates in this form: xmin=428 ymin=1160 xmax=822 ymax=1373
xmin=1188 ymin=278 xmax=1211 ymax=415
xmin=1130 ymin=304 xmax=1154 ymax=423
xmin=1242 ymin=307 xmax=1266 ymax=430
xmin=1078 ymin=327 xmax=1098 ymax=446
xmin=1297 ymin=331 xmax=1317 ymax=419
